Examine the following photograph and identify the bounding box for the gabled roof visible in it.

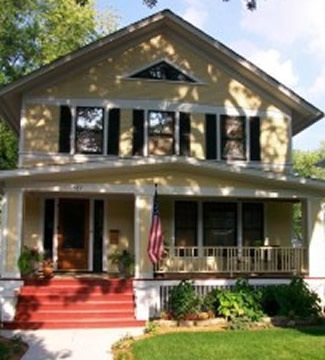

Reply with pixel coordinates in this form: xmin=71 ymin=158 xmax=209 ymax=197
xmin=0 ymin=9 xmax=323 ymax=135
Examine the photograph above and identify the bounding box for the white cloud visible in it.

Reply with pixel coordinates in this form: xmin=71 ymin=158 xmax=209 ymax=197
xmin=241 ymin=0 xmax=325 ymax=59
xmin=182 ymin=0 xmax=209 ymax=29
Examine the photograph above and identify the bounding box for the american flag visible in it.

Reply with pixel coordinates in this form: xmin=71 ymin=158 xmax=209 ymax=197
xmin=147 ymin=186 xmax=164 ymax=264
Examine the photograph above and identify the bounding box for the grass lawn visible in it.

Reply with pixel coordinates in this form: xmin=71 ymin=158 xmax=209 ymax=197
xmin=131 ymin=327 xmax=325 ymax=360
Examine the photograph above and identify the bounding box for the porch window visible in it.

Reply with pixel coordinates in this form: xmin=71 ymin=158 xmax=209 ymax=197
xmin=148 ymin=111 xmax=175 ymax=156
xmin=203 ymin=202 xmax=237 ymax=246
xmin=75 ymin=107 xmax=104 ymax=154
xmin=242 ymin=203 xmax=264 ymax=246
xmin=175 ymin=201 xmax=198 ymax=247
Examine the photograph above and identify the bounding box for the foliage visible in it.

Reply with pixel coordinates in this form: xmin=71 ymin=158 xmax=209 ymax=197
xmin=130 ymin=327 xmax=325 ymax=360
xmin=144 ymin=321 xmax=159 ymax=335
xmin=260 ymin=277 xmax=321 ymax=318
xmin=292 ymin=145 xmax=325 ymax=180
xmin=142 ymin=0 xmax=257 ymax=10
xmin=0 ymin=121 xmax=17 ymax=170
xmin=0 ymin=0 xmax=117 ymax=170
xmin=167 ymin=280 xmax=200 ymax=320
xmin=108 ymin=250 xmax=134 ymax=277
xmin=204 ymin=279 xmax=264 ymax=324
xmin=17 ymin=245 xmax=43 ymax=277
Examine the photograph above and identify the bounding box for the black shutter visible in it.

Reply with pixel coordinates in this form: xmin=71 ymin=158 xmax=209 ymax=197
xmin=107 ymin=108 xmax=120 ymax=156
xmin=59 ymin=106 xmax=72 ymax=153
xmin=43 ymin=199 xmax=54 ymax=258
xmin=249 ymin=117 xmax=261 ymax=161
xmin=179 ymin=112 xmax=191 ymax=156
xmin=205 ymin=114 xmax=217 ymax=159
xmin=93 ymin=200 xmax=104 ymax=272
xmin=132 ymin=110 xmax=145 ymax=156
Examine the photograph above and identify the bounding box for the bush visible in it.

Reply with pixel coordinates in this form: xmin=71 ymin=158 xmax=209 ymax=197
xmin=168 ymin=280 xmax=201 ymax=320
xmin=205 ymin=279 xmax=264 ymax=323
xmin=261 ymin=277 xmax=321 ymax=318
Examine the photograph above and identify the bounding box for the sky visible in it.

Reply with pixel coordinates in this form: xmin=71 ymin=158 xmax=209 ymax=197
xmin=95 ymin=0 xmax=325 ymax=151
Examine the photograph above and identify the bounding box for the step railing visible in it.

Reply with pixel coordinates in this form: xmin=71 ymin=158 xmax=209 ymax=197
xmin=155 ymin=246 xmax=307 ymax=275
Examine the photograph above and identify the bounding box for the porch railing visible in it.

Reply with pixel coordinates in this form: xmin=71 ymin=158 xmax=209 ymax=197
xmin=154 ymin=246 xmax=307 ymax=275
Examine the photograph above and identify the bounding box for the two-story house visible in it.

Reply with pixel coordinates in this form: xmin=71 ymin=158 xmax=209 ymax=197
xmin=0 ymin=10 xmax=325 ymax=327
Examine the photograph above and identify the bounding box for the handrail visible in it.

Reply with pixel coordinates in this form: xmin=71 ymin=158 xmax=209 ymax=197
xmin=155 ymin=246 xmax=307 ymax=275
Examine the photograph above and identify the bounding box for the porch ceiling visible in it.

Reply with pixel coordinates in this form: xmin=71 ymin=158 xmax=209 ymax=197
xmin=2 ymin=157 xmax=325 ymax=196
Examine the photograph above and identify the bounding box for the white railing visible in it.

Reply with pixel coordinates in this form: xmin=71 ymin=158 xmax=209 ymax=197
xmin=155 ymin=246 xmax=307 ymax=275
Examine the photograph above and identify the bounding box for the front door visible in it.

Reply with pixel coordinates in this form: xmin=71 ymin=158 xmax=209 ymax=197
xmin=57 ymin=199 xmax=89 ymax=270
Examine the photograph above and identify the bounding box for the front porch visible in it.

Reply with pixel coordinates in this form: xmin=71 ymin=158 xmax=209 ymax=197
xmin=155 ymin=246 xmax=307 ymax=277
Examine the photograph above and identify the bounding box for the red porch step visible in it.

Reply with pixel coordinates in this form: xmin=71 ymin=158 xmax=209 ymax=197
xmin=3 ymin=277 xmax=145 ymax=330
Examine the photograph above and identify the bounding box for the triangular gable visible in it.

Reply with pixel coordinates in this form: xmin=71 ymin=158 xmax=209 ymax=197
xmin=0 ymin=9 xmax=322 ymax=135
xmin=129 ymin=60 xmax=196 ymax=83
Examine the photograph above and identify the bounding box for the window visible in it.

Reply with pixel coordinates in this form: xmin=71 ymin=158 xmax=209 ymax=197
xmin=221 ymin=115 xmax=246 ymax=160
xmin=205 ymin=114 xmax=261 ymax=162
xmin=203 ymin=202 xmax=237 ymax=246
xmin=175 ymin=201 xmax=198 ymax=247
xmin=130 ymin=61 xmax=195 ymax=82
xmin=174 ymin=201 xmax=264 ymax=248
xmin=148 ymin=111 xmax=175 ymax=156
xmin=242 ymin=203 xmax=264 ymax=246
xmin=75 ymin=107 xmax=104 ymax=154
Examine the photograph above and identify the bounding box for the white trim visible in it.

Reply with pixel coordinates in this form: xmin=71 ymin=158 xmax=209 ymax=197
xmin=19 ymin=107 xmax=26 ymax=168
xmin=70 ymin=106 xmax=76 ymax=155
xmin=16 ymin=190 xmax=24 ymax=277
xmin=237 ymin=202 xmax=243 ymax=248
xmin=89 ymin=199 xmax=94 ymax=272
xmin=23 ymin=97 xmax=292 ymax=120
xmin=16 ymin=182 xmax=314 ymax=200
xmin=175 ymin=111 xmax=180 ymax=156
xmin=53 ymin=198 xmax=59 ymax=270
xmin=134 ymin=195 xmax=141 ymax=278
xmin=0 ymin=194 xmax=8 ymax=276
xmin=103 ymin=199 xmax=108 ymax=272
xmin=123 ymin=57 xmax=203 ymax=84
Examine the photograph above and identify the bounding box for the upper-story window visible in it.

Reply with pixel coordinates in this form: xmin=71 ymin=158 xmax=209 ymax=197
xmin=148 ymin=111 xmax=175 ymax=156
xmin=132 ymin=110 xmax=190 ymax=157
xmin=59 ymin=105 xmax=120 ymax=155
xmin=130 ymin=60 xmax=196 ymax=83
xmin=75 ymin=107 xmax=104 ymax=154
xmin=206 ymin=114 xmax=261 ymax=162
xmin=221 ymin=115 xmax=246 ymax=160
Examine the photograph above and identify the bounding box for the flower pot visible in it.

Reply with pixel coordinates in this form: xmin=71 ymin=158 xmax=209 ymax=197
xmin=43 ymin=266 xmax=53 ymax=278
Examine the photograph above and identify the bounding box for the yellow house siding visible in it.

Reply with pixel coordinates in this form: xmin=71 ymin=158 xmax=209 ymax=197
xmin=23 ymin=194 xmax=42 ymax=248
xmin=23 ymin=104 xmax=59 ymax=153
xmin=265 ymin=202 xmax=292 ymax=246
xmin=261 ymin=115 xmax=290 ymax=164
xmin=119 ymin=109 xmax=133 ymax=157
xmin=30 ymin=33 xmax=285 ymax=113
xmin=190 ymin=113 xmax=205 ymax=159
xmin=106 ymin=198 xmax=134 ymax=272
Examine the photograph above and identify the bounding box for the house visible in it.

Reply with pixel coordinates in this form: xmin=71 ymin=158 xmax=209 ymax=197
xmin=0 ymin=9 xmax=325 ymax=325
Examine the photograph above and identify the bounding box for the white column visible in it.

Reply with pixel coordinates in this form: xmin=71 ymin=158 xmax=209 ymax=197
xmin=134 ymin=194 xmax=154 ymax=279
xmin=305 ymin=198 xmax=325 ymax=277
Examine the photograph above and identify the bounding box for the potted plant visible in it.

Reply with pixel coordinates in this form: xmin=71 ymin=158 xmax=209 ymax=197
xmin=17 ymin=245 xmax=43 ymax=278
xmin=42 ymin=258 xmax=54 ymax=278
xmin=108 ymin=249 xmax=134 ymax=278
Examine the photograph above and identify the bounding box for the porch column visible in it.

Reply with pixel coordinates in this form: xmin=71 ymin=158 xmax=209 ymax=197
xmin=1 ymin=189 xmax=24 ymax=278
xmin=134 ymin=194 xmax=154 ymax=279
xmin=303 ymin=198 xmax=325 ymax=277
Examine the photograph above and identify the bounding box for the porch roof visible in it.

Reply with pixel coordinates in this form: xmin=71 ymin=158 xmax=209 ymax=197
xmin=0 ymin=10 xmax=323 ymax=135
xmin=1 ymin=157 xmax=325 ymax=196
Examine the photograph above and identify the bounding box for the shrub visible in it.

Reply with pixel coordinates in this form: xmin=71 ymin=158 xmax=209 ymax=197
xmin=205 ymin=279 xmax=264 ymax=323
xmin=168 ymin=280 xmax=201 ymax=320
xmin=261 ymin=277 xmax=321 ymax=318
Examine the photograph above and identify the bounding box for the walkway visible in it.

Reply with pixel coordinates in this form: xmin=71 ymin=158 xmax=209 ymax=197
xmin=1 ymin=327 xmax=144 ymax=360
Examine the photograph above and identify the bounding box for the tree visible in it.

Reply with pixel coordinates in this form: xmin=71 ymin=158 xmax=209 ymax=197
xmin=143 ymin=0 xmax=257 ymax=10
xmin=292 ymin=144 xmax=325 ymax=241
xmin=0 ymin=0 xmax=117 ymax=169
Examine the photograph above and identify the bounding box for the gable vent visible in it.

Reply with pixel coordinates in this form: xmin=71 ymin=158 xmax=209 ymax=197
xmin=130 ymin=60 xmax=196 ymax=83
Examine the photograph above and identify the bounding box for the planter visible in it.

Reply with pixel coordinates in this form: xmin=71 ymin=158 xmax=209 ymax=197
xmin=43 ymin=266 xmax=54 ymax=278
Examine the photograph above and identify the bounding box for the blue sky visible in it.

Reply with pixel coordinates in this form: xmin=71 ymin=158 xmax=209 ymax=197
xmin=95 ymin=0 xmax=325 ymax=151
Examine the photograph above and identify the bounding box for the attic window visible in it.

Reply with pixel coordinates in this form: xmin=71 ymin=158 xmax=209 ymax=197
xmin=130 ymin=61 xmax=195 ymax=82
